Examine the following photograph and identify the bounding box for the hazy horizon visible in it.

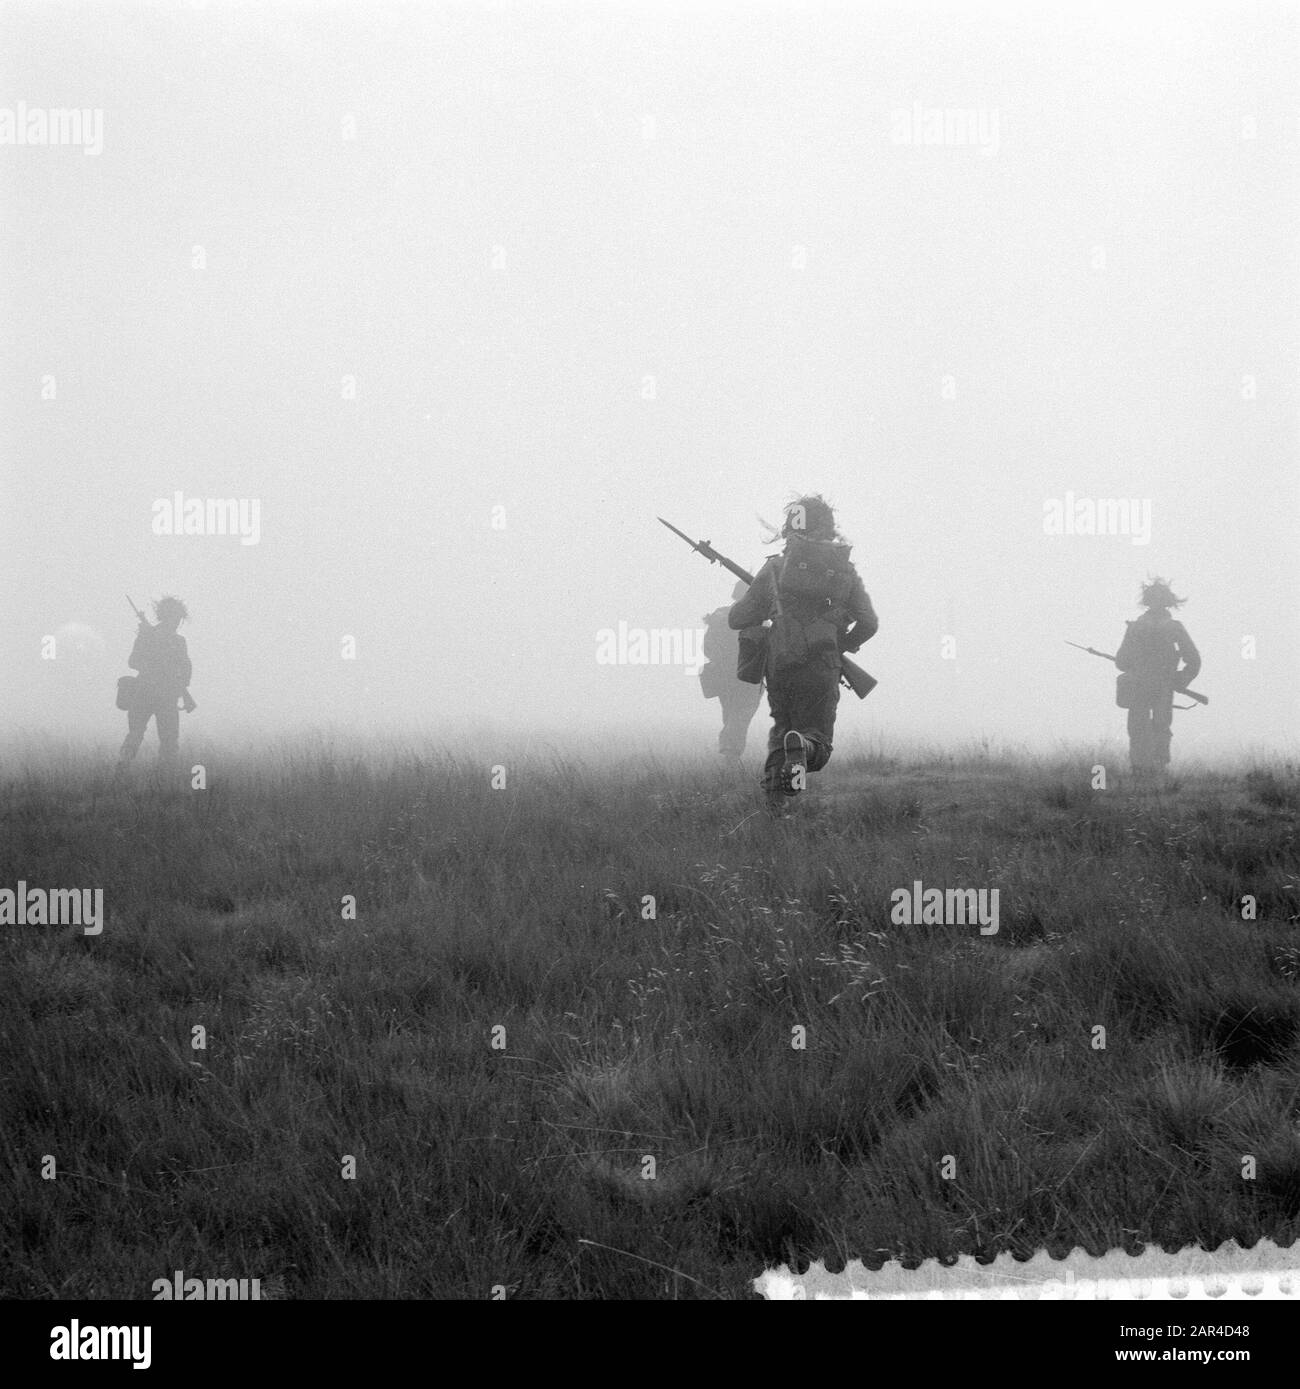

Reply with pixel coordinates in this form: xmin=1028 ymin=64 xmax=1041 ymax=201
xmin=4 ymin=0 xmax=1297 ymax=762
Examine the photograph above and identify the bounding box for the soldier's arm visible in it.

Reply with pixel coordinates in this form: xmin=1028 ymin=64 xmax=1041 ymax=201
xmin=728 ymin=563 xmax=774 ymax=629
xmin=1173 ymin=625 xmax=1200 ymax=686
xmin=177 ymin=636 xmax=192 ymax=688
xmin=127 ymin=632 xmax=146 ymax=672
xmin=840 ymin=573 xmax=879 ymax=652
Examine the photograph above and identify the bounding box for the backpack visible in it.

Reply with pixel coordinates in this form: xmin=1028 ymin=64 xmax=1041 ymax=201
xmin=767 ymin=538 xmax=855 ymax=676
xmin=777 ymin=535 xmax=854 ymax=605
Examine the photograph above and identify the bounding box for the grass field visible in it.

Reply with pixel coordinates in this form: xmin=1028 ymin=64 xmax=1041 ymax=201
xmin=3 ymin=741 xmax=1299 ymax=1298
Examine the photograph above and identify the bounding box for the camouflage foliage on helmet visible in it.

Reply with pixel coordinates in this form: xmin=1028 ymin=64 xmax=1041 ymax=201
xmin=1139 ymin=577 xmax=1185 ymax=610
xmin=153 ymin=595 xmax=189 ymax=624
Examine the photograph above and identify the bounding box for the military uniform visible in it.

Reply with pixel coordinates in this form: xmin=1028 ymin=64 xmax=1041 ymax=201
xmin=699 ymin=605 xmax=764 ymax=755
xmin=1115 ymin=608 xmax=1200 ymax=773
xmin=120 ymin=624 xmax=192 ymax=766
xmin=728 ymin=543 xmax=877 ymax=798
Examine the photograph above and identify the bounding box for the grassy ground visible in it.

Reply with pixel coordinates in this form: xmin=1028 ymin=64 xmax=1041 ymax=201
xmin=2 ymin=742 xmax=1299 ymax=1298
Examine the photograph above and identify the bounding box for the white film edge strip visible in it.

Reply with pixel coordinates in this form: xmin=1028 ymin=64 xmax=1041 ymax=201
xmin=755 ymin=1241 xmax=1300 ymax=1299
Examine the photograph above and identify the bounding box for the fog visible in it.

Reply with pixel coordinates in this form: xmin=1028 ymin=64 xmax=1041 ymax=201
xmin=3 ymin=0 xmax=1296 ymax=762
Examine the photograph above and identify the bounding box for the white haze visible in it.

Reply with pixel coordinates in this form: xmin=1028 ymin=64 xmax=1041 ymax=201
xmin=2 ymin=0 xmax=1296 ymax=762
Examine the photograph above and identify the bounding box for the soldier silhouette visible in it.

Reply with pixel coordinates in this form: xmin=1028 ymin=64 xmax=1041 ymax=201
xmin=118 ymin=595 xmax=193 ymax=772
xmin=699 ymin=580 xmax=765 ymax=758
xmin=729 ymin=495 xmax=877 ymax=811
xmin=1115 ymin=578 xmax=1200 ymax=778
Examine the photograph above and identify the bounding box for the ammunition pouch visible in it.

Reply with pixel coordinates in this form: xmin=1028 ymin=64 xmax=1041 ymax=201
xmin=769 ymin=611 xmax=840 ymax=676
xmin=1115 ymin=672 xmax=1139 ymax=709
xmin=116 ymin=675 xmax=139 ymax=711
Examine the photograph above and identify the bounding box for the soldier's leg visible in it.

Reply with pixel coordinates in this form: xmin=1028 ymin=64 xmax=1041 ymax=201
xmin=796 ymin=673 xmax=841 ymax=774
xmin=1151 ymin=689 xmax=1175 ymax=767
xmin=741 ymin=681 xmax=763 ymax=739
xmin=770 ymin=670 xmax=841 ymax=796
xmin=762 ymin=683 xmax=793 ymax=794
xmin=718 ymin=694 xmax=743 ymax=755
xmin=721 ymin=683 xmax=764 ymax=756
xmin=119 ymin=703 xmax=149 ymax=761
xmin=1126 ymin=705 xmax=1150 ymax=772
xmin=776 ymin=669 xmax=840 ymax=776
xmin=155 ymin=700 xmax=180 ymax=767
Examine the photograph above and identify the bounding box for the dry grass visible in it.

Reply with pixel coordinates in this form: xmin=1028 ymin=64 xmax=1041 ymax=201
xmin=2 ymin=741 xmax=1298 ymax=1297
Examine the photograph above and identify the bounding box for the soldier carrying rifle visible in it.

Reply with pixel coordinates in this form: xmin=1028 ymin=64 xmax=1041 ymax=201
xmin=728 ymin=496 xmax=877 ymax=812
xmin=1069 ymin=579 xmax=1207 ymax=782
xmin=1114 ymin=578 xmax=1201 ymax=779
xmin=118 ymin=595 xmax=194 ymax=773
xmin=699 ymin=579 xmax=765 ymax=758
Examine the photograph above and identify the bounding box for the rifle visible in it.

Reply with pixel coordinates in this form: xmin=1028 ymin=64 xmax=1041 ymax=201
xmin=126 ymin=594 xmax=198 ymax=713
xmin=1065 ymin=640 xmax=1208 ymax=708
xmin=659 ymin=517 xmax=877 ymax=699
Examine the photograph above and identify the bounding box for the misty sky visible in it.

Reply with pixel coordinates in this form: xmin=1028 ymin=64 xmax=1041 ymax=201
xmin=3 ymin=0 xmax=1296 ymax=757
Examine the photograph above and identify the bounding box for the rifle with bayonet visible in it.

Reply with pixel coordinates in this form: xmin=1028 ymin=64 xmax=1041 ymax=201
xmin=1066 ymin=640 xmax=1207 ymax=709
xmin=659 ymin=517 xmax=877 ymax=699
xmin=126 ymin=594 xmax=197 ymax=713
